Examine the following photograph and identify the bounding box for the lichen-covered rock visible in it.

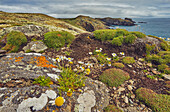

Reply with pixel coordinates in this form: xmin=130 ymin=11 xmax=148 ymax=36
xmin=23 ymin=41 xmax=48 ymax=53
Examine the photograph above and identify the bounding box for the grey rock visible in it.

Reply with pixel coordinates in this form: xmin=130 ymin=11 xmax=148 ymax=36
xmin=124 ymin=96 xmax=129 ymax=104
xmin=23 ymin=41 xmax=47 ymax=53
xmin=127 ymin=85 xmax=133 ymax=91
xmin=77 ymin=90 xmax=96 ymax=112
xmin=163 ymin=74 xmax=170 ymax=80
xmin=117 ymin=87 xmax=125 ymax=92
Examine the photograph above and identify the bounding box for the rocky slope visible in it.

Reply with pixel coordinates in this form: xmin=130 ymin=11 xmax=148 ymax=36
xmin=60 ymin=15 xmax=108 ymax=32
xmin=0 ymin=12 xmax=169 ymax=112
xmin=0 ymin=11 xmax=87 ymax=35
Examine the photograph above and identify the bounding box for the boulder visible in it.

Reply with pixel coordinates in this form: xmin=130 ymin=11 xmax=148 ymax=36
xmin=23 ymin=41 xmax=48 ymax=53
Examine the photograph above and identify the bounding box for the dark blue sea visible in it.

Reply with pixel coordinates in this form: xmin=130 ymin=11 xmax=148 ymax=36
xmin=110 ymin=18 xmax=170 ymax=40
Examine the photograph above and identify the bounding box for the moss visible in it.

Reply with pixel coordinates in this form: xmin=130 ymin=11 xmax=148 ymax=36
xmin=136 ymin=88 xmax=170 ymax=112
xmin=44 ymin=31 xmax=75 ymax=49
xmin=104 ymin=104 xmax=123 ymax=112
xmin=146 ymin=54 xmax=166 ymax=65
xmin=2 ymin=31 xmax=27 ymax=52
xmin=145 ymin=44 xmax=156 ymax=56
xmin=160 ymin=42 xmax=169 ymax=51
xmin=124 ymin=34 xmax=137 ymax=44
xmin=122 ymin=57 xmax=135 ymax=64
xmin=130 ymin=31 xmax=146 ymax=38
xmin=158 ymin=64 xmax=168 ymax=72
xmin=111 ymin=36 xmax=123 ymax=46
xmin=99 ymin=68 xmax=130 ymax=87
xmin=113 ymin=62 xmax=125 ymax=68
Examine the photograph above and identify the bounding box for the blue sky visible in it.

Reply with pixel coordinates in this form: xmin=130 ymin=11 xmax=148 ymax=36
xmin=0 ymin=0 xmax=170 ymax=18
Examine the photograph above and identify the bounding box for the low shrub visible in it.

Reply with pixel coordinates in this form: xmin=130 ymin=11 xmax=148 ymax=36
xmin=136 ymin=87 xmax=170 ymax=112
xmin=113 ymin=29 xmax=129 ymax=38
xmin=130 ymin=31 xmax=146 ymax=38
xmin=146 ymin=54 xmax=165 ymax=65
xmin=158 ymin=64 xmax=168 ymax=72
xmin=33 ymin=76 xmax=51 ymax=87
xmin=104 ymin=104 xmax=123 ymax=112
xmin=44 ymin=31 xmax=75 ymax=49
xmin=145 ymin=44 xmax=156 ymax=56
xmin=122 ymin=57 xmax=135 ymax=64
xmin=93 ymin=29 xmax=116 ymax=41
xmin=160 ymin=42 xmax=168 ymax=51
xmin=57 ymin=67 xmax=86 ymax=94
xmin=113 ymin=62 xmax=125 ymax=68
xmin=2 ymin=31 xmax=27 ymax=52
xmin=124 ymin=34 xmax=137 ymax=44
xmin=111 ymin=36 xmax=124 ymax=46
xmin=99 ymin=68 xmax=130 ymax=87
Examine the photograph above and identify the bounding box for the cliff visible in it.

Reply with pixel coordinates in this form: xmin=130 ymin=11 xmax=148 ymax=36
xmin=97 ymin=17 xmax=136 ymax=26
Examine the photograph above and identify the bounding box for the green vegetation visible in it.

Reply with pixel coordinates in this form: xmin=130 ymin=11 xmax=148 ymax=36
xmin=33 ymin=76 xmax=51 ymax=87
xmin=57 ymin=67 xmax=86 ymax=95
xmin=111 ymin=36 xmax=124 ymax=46
xmin=104 ymin=104 xmax=123 ymax=112
xmin=158 ymin=64 xmax=168 ymax=72
xmin=145 ymin=44 xmax=156 ymax=56
xmin=146 ymin=54 xmax=168 ymax=65
xmin=136 ymin=87 xmax=170 ymax=112
xmin=130 ymin=31 xmax=146 ymax=38
xmin=44 ymin=31 xmax=75 ymax=49
xmin=93 ymin=49 xmax=110 ymax=64
xmin=124 ymin=34 xmax=137 ymax=44
xmin=122 ymin=57 xmax=135 ymax=64
xmin=146 ymin=75 xmax=156 ymax=79
xmin=113 ymin=62 xmax=125 ymax=68
xmin=99 ymin=68 xmax=130 ymax=87
xmin=160 ymin=42 xmax=168 ymax=51
xmin=2 ymin=31 xmax=27 ymax=52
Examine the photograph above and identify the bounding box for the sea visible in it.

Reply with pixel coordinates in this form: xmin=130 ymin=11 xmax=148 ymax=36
xmin=110 ymin=18 xmax=170 ymax=41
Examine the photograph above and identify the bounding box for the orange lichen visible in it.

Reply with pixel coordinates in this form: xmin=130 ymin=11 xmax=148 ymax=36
xmin=15 ymin=57 xmax=23 ymax=62
xmin=35 ymin=56 xmax=56 ymax=68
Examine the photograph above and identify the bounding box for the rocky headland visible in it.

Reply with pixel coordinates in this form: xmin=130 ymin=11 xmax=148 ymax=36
xmin=0 ymin=11 xmax=169 ymax=112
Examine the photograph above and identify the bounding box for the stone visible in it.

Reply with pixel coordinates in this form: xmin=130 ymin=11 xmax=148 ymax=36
xmin=163 ymin=74 xmax=170 ymax=80
xmin=117 ymin=87 xmax=125 ymax=92
xmin=47 ymin=73 xmax=59 ymax=81
xmin=128 ymin=65 xmax=132 ymax=68
xmin=23 ymin=41 xmax=47 ymax=53
xmin=77 ymin=90 xmax=96 ymax=112
xmin=129 ymin=80 xmax=134 ymax=85
xmin=0 ymin=50 xmax=6 ymax=54
xmin=52 ymin=68 xmax=62 ymax=73
xmin=147 ymin=63 xmax=152 ymax=67
xmin=17 ymin=93 xmax=48 ymax=112
xmin=45 ymin=90 xmax=57 ymax=99
xmin=124 ymin=96 xmax=129 ymax=104
xmin=131 ymin=94 xmax=135 ymax=99
xmin=127 ymin=85 xmax=133 ymax=91
xmin=151 ymin=69 xmax=160 ymax=75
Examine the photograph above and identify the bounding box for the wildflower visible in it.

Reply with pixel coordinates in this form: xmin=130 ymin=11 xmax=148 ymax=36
xmin=85 ymin=63 xmax=92 ymax=68
xmin=55 ymin=96 xmax=65 ymax=107
xmin=95 ymin=50 xmax=100 ymax=52
xmin=100 ymin=64 xmax=105 ymax=67
xmin=78 ymin=61 xmax=84 ymax=64
xmin=80 ymin=66 xmax=85 ymax=71
xmin=108 ymin=62 xmax=111 ymax=66
xmin=120 ymin=52 xmax=125 ymax=56
xmin=112 ymin=53 xmax=117 ymax=57
xmin=60 ymin=56 xmax=66 ymax=60
xmin=67 ymin=89 xmax=73 ymax=97
xmin=99 ymin=48 xmax=103 ymax=52
xmin=85 ymin=68 xmax=91 ymax=75
xmin=106 ymin=58 xmax=111 ymax=61
xmin=89 ymin=52 xmax=93 ymax=55
xmin=69 ymin=61 xmax=73 ymax=64
xmin=56 ymin=57 xmax=61 ymax=62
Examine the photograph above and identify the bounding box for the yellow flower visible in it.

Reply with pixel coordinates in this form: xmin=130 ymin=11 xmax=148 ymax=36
xmin=69 ymin=61 xmax=73 ymax=64
xmin=55 ymin=97 xmax=64 ymax=107
xmin=67 ymin=90 xmax=73 ymax=97
xmin=85 ymin=68 xmax=91 ymax=75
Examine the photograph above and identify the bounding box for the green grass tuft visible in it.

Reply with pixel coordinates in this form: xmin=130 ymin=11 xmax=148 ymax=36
xmin=99 ymin=68 xmax=130 ymax=87
xmin=122 ymin=57 xmax=135 ymax=64
xmin=136 ymin=88 xmax=170 ymax=112
xmin=104 ymin=104 xmax=123 ymax=112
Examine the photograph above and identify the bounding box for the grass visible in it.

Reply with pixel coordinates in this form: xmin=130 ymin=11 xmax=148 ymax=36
xmin=44 ymin=31 xmax=75 ymax=49
xmin=99 ymin=68 xmax=130 ymax=87
xmin=136 ymin=87 xmax=170 ymax=112
xmin=124 ymin=34 xmax=137 ymax=44
xmin=104 ymin=104 xmax=123 ymax=112
xmin=122 ymin=57 xmax=135 ymax=64
xmin=130 ymin=31 xmax=146 ymax=38
xmin=2 ymin=31 xmax=27 ymax=52
xmin=113 ymin=62 xmax=125 ymax=68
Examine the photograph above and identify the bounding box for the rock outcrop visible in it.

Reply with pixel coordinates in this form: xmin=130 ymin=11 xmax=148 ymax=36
xmin=97 ymin=17 xmax=136 ymax=26
xmin=0 ymin=53 xmax=110 ymax=112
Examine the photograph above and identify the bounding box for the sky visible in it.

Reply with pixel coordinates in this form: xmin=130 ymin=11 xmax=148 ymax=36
xmin=0 ymin=0 xmax=170 ymax=18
